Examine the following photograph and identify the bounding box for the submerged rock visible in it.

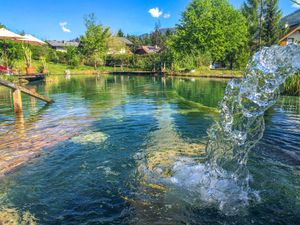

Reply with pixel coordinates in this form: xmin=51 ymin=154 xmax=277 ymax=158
xmin=72 ymin=131 xmax=108 ymax=145
xmin=0 ymin=208 xmax=37 ymax=225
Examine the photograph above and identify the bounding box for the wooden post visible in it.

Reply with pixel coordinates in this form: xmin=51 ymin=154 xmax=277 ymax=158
xmin=13 ymin=89 xmax=23 ymax=113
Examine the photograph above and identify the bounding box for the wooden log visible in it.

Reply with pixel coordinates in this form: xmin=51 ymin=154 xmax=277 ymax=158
xmin=0 ymin=79 xmax=54 ymax=103
xmin=13 ymin=89 xmax=22 ymax=113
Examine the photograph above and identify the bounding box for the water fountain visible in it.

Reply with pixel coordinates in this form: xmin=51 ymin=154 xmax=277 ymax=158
xmin=142 ymin=45 xmax=300 ymax=215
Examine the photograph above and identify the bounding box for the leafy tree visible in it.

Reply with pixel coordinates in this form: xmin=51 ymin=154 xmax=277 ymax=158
xmin=116 ymin=29 xmax=124 ymax=37
xmin=242 ymin=0 xmax=261 ymax=51
xmin=65 ymin=46 xmax=80 ymax=68
xmin=168 ymin=0 xmax=248 ymax=68
xmin=262 ymin=0 xmax=281 ymax=46
xmin=79 ymin=14 xmax=111 ymax=69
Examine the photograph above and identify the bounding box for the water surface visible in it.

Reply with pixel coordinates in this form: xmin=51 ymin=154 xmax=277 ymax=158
xmin=0 ymin=75 xmax=299 ymax=224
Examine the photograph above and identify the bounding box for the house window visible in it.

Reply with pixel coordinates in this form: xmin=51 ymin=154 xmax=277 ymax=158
xmin=287 ymin=38 xmax=295 ymax=45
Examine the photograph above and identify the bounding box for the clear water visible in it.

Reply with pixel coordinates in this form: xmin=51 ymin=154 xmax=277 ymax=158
xmin=0 ymin=74 xmax=299 ymax=224
xmin=142 ymin=45 xmax=300 ymax=216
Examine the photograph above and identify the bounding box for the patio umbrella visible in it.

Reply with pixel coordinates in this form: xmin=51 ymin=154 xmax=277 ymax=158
xmin=0 ymin=28 xmax=23 ymax=41
xmin=19 ymin=34 xmax=46 ymax=46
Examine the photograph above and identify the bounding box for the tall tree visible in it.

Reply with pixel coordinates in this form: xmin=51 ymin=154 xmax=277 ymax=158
xmin=151 ymin=22 xmax=163 ymax=47
xmin=169 ymin=0 xmax=248 ymax=67
xmin=262 ymin=0 xmax=281 ymax=46
xmin=242 ymin=0 xmax=260 ymax=51
xmin=79 ymin=14 xmax=111 ymax=69
xmin=116 ymin=29 xmax=124 ymax=37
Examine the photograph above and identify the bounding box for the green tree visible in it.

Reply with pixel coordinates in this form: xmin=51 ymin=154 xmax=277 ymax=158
xmin=151 ymin=22 xmax=163 ymax=47
xmin=65 ymin=46 xmax=80 ymax=68
xmin=262 ymin=0 xmax=281 ymax=46
xmin=242 ymin=0 xmax=261 ymax=51
xmin=116 ymin=29 xmax=124 ymax=37
xmin=169 ymin=0 xmax=248 ymax=68
xmin=79 ymin=14 xmax=111 ymax=69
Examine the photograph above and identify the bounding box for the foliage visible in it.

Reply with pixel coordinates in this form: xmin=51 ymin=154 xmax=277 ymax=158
xmin=168 ymin=0 xmax=249 ymax=69
xmin=262 ymin=0 xmax=281 ymax=46
xmin=151 ymin=22 xmax=163 ymax=47
xmin=22 ymin=45 xmax=32 ymax=68
xmin=116 ymin=29 xmax=124 ymax=37
xmin=79 ymin=13 xmax=111 ymax=69
xmin=106 ymin=53 xmax=166 ymax=71
xmin=39 ymin=56 xmax=47 ymax=70
xmin=283 ymin=72 xmax=300 ymax=96
xmin=242 ymin=0 xmax=282 ymax=50
xmin=107 ymin=37 xmax=127 ymax=54
xmin=0 ymin=41 xmax=23 ymax=68
xmin=242 ymin=0 xmax=260 ymax=52
xmin=30 ymin=45 xmax=51 ymax=60
xmin=65 ymin=46 xmax=80 ymax=68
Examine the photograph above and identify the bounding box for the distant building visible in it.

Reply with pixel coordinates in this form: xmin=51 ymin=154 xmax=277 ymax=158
xmin=107 ymin=37 xmax=133 ymax=55
xmin=279 ymin=9 xmax=300 ymax=46
xmin=135 ymin=45 xmax=161 ymax=54
xmin=117 ymin=37 xmax=133 ymax=46
xmin=47 ymin=40 xmax=79 ymax=52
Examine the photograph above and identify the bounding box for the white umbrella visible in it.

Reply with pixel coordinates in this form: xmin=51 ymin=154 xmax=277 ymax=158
xmin=19 ymin=34 xmax=46 ymax=46
xmin=0 ymin=28 xmax=23 ymax=41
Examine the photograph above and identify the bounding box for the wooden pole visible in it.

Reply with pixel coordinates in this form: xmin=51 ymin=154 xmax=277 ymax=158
xmin=0 ymin=79 xmax=54 ymax=103
xmin=13 ymin=89 xmax=23 ymax=113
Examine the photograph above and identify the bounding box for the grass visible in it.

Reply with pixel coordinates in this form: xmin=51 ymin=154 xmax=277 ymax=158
xmin=168 ymin=66 xmax=243 ymax=78
xmin=12 ymin=60 xmax=142 ymax=75
xmin=7 ymin=59 xmax=243 ymax=78
xmin=283 ymin=73 xmax=300 ymax=96
xmin=14 ymin=60 xmax=96 ymax=75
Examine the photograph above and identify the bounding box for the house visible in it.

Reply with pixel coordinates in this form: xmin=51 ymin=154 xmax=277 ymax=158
xmin=134 ymin=45 xmax=161 ymax=54
xmin=279 ymin=9 xmax=300 ymax=46
xmin=47 ymin=40 xmax=79 ymax=52
xmin=107 ymin=37 xmax=133 ymax=55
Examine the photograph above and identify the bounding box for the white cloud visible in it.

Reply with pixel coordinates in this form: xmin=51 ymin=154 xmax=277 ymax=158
xmin=148 ymin=7 xmax=163 ymax=18
xmin=59 ymin=21 xmax=71 ymax=33
xmin=163 ymin=13 xmax=171 ymax=19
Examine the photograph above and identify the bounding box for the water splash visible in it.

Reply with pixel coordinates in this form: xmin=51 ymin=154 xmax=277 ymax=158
xmin=174 ymin=45 xmax=300 ymax=214
xmin=140 ymin=45 xmax=300 ymax=215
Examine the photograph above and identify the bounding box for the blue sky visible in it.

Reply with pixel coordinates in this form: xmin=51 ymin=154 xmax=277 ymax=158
xmin=0 ymin=0 xmax=298 ymax=40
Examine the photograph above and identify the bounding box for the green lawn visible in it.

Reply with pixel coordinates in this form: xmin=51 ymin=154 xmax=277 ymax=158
xmin=13 ymin=60 xmax=141 ymax=75
xmin=10 ymin=60 xmax=243 ymax=78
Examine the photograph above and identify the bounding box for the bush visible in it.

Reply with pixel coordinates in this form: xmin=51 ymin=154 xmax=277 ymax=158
xmin=283 ymin=73 xmax=300 ymax=96
xmin=0 ymin=41 xmax=23 ymax=68
xmin=65 ymin=46 xmax=80 ymax=68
